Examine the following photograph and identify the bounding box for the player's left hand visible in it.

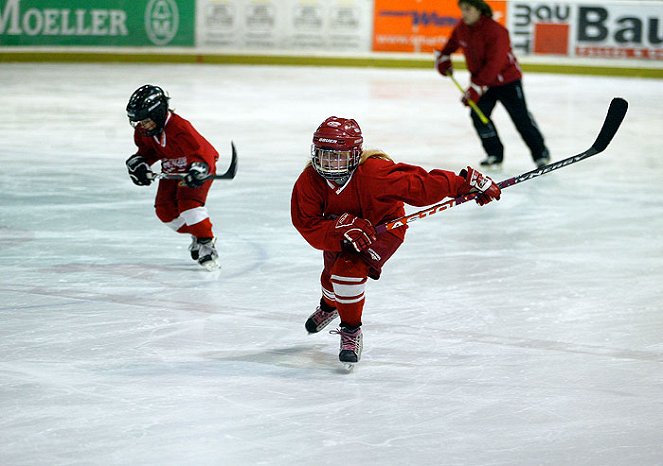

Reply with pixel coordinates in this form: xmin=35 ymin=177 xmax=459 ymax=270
xmin=462 ymin=83 xmax=486 ymax=106
xmin=460 ymin=166 xmax=501 ymax=206
xmin=183 ymin=162 xmax=210 ymax=188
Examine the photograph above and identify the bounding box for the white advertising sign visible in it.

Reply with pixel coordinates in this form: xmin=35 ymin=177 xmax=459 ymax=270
xmin=196 ymin=0 xmax=373 ymax=52
xmin=508 ymin=1 xmax=663 ymax=60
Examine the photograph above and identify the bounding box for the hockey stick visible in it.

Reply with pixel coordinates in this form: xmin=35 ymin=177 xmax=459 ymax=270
xmin=376 ymin=97 xmax=628 ymax=234
xmin=150 ymin=141 xmax=238 ymax=181
xmin=450 ymin=74 xmax=490 ymax=125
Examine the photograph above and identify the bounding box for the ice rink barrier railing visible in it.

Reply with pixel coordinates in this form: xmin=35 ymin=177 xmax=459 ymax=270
xmin=0 ymin=0 xmax=662 ymax=77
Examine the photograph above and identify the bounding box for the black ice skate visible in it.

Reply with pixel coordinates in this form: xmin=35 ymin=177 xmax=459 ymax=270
xmin=534 ymin=150 xmax=551 ymax=168
xmin=330 ymin=326 xmax=363 ymax=365
xmin=479 ymin=155 xmax=502 ymax=169
xmin=196 ymin=237 xmax=219 ymax=271
xmin=188 ymin=235 xmax=200 ymax=261
xmin=305 ymin=300 xmax=339 ymax=333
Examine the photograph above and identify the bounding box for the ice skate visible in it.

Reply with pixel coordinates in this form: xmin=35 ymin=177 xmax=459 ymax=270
xmin=479 ymin=155 xmax=502 ymax=170
xmin=188 ymin=235 xmax=200 ymax=261
xmin=534 ymin=151 xmax=550 ymax=168
xmin=330 ymin=326 xmax=363 ymax=368
xmin=196 ymin=237 xmax=219 ymax=271
xmin=305 ymin=301 xmax=339 ymax=334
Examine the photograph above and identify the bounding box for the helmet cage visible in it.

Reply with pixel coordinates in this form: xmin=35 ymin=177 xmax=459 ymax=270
xmin=311 ymin=117 xmax=363 ymax=182
xmin=311 ymin=145 xmax=361 ymax=181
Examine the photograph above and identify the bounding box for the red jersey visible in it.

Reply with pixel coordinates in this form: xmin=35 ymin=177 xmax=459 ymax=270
xmin=133 ymin=112 xmax=219 ymax=174
xmin=440 ymin=15 xmax=521 ymax=88
xmin=291 ymin=156 xmax=469 ymax=251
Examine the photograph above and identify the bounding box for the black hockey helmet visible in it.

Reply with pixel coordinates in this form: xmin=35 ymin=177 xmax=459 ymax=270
xmin=126 ymin=85 xmax=169 ymax=136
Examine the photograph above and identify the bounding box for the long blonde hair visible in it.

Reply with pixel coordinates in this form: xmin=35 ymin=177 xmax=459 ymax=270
xmin=360 ymin=149 xmax=393 ymax=163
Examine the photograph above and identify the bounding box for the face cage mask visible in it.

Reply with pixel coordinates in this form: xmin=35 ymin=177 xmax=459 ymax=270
xmin=127 ymin=98 xmax=167 ymax=137
xmin=311 ymin=145 xmax=360 ymax=181
xmin=129 ymin=118 xmax=162 ymax=137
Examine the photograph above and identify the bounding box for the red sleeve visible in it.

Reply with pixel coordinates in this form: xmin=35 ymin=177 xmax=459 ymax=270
xmin=439 ymin=23 xmax=461 ymax=55
xmin=362 ymin=159 xmax=470 ymax=207
xmin=471 ymin=22 xmax=510 ymax=87
xmin=291 ymin=167 xmax=344 ymax=252
xmin=133 ymin=131 xmax=159 ymax=166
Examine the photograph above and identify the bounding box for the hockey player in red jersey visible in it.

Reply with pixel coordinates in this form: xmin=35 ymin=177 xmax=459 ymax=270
xmin=291 ymin=116 xmax=501 ymax=365
xmin=434 ymin=0 xmax=549 ymax=168
xmin=125 ymin=85 xmax=220 ymax=270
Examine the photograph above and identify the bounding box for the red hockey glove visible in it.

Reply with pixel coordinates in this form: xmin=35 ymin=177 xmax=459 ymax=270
xmin=335 ymin=213 xmax=377 ymax=253
xmin=183 ymin=162 xmax=210 ymax=188
xmin=462 ymin=83 xmax=486 ymax=106
xmin=434 ymin=50 xmax=453 ymax=76
xmin=126 ymin=154 xmax=153 ymax=186
xmin=460 ymin=166 xmax=501 ymax=206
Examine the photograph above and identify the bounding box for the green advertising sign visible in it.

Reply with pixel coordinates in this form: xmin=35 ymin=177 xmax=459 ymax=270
xmin=0 ymin=0 xmax=194 ymax=46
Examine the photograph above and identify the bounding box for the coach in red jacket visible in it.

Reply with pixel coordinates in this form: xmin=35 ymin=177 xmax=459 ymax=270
xmin=435 ymin=0 xmax=550 ymax=168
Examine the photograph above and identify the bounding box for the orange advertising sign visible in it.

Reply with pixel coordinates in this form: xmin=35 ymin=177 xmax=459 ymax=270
xmin=372 ymin=0 xmax=507 ymax=53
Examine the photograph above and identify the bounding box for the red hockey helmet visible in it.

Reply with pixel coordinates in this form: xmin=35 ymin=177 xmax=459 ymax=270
xmin=311 ymin=116 xmax=363 ymax=182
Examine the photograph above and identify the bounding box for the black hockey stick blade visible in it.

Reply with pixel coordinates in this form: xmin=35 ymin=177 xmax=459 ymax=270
xmin=214 ymin=141 xmax=238 ymax=179
xmin=591 ymin=97 xmax=628 ymax=153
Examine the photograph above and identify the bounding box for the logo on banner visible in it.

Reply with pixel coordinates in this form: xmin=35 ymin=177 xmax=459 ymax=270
xmin=510 ymin=2 xmax=663 ymax=60
xmin=510 ymin=3 xmax=571 ymax=55
xmin=145 ymin=0 xmax=179 ymax=45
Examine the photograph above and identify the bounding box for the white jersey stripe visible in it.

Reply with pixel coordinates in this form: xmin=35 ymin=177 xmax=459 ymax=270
xmin=331 ymin=274 xmax=366 ymax=283
xmin=336 ymin=294 xmax=365 ymax=304
xmin=181 ymin=206 xmax=209 ymax=226
xmin=165 ymin=215 xmax=186 ymax=231
xmin=332 ymin=282 xmax=365 ymax=299
xmin=322 ymin=286 xmax=335 ymax=301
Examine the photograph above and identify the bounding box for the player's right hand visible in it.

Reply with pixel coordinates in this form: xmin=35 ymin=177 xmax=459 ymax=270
xmin=434 ymin=51 xmax=453 ymax=76
xmin=126 ymin=154 xmax=153 ymax=186
xmin=335 ymin=213 xmax=377 ymax=253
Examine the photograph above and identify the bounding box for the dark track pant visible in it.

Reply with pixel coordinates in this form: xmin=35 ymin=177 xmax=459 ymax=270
xmin=471 ymin=80 xmax=548 ymax=163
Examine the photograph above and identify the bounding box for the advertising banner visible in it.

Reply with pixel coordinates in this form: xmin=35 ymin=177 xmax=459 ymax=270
xmin=197 ymin=0 xmax=372 ymax=52
xmin=0 ymin=0 xmax=195 ymax=46
xmin=372 ymin=0 xmax=507 ymax=53
xmin=509 ymin=1 xmax=663 ymax=60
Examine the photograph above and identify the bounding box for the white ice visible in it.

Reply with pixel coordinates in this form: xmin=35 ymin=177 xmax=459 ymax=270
xmin=1 ymin=62 xmax=663 ymax=465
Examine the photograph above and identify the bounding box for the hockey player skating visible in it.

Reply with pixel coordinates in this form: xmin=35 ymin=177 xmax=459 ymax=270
xmin=291 ymin=116 xmax=501 ymax=366
xmin=434 ymin=0 xmax=550 ymax=169
xmin=125 ymin=85 xmax=220 ymax=270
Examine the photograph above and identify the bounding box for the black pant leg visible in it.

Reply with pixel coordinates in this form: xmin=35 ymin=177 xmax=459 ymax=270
xmin=496 ymin=80 xmax=548 ymax=161
xmin=471 ymin=89 xmax=503 ymax=160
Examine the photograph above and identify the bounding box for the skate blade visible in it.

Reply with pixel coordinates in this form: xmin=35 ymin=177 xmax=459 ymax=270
xmin=482 ymin=164 xmax=503 ymax=173
xmin=200 ymin=259 xmax=220 ymax=271
xmin=340 ymin=361 xmax=356 ymax=372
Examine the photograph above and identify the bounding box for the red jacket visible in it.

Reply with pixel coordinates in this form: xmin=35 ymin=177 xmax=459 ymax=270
xmin=291 ymin=156 xmax=469 ymax=251
xmin=133 ymin=112 xmax=219 ymax=174
xmin=440 ymin=15 xmax=521 ymax=88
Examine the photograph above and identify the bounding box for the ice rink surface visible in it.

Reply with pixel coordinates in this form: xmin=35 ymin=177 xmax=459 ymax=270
xmin=1 ymin=62 xmax=662 ymax=465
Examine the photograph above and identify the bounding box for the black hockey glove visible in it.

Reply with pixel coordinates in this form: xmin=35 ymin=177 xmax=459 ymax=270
xmin=183 ymin=162 xmax=210 ymax=188
xmin=126 ymin=154 xmax=153 ymax=186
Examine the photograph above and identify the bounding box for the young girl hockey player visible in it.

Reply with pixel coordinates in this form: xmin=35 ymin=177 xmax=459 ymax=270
xmin=291 ymin=116 xmax=501 ymax=366
xmin=125 ymin=85 xmax=220 ymax=270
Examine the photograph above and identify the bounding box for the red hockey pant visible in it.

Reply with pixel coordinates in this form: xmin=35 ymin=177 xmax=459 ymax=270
xmin=154 ymin=178 xmax=215 ymax=239
xmin=321 ymin=231 xmax=403 ymax=328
